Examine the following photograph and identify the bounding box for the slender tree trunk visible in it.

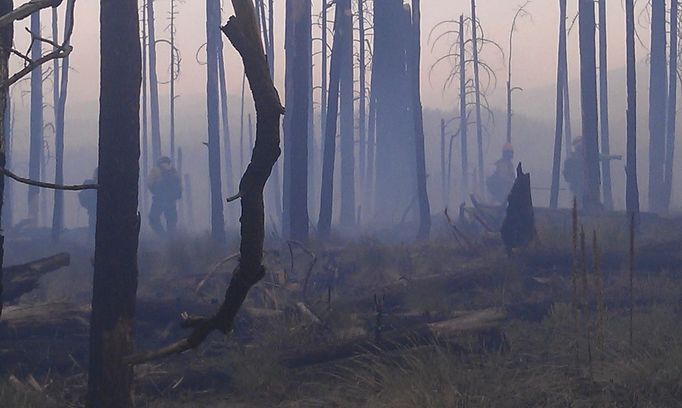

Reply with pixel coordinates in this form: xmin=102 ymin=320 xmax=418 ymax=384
xmin=364 ymin=62 xmax=377 ymax=217
xmin=339 ymin=0 xmax=355 ymax=227
xmin=147 ymin=0 xmax=162 ymax=162
xmin=459 ymin=14 xmax=468 ymax=202
xmin=3 ymin=87 xmax=10 ymax=231
xmin=141 ymin=0 xmax=149 ymax=217
xmin=86 ymin=0 xmax=141 ymax=405
xmin=28 ymin=11 xmax=43 ymax=227
xmin=283 ymin=0 xmax=311 ymax=242
xmin=218 ymin=32 xmax=236 ymax=208
xmin=470 ymin=0 xmax=485 ymax=197
xmin=664 ymin=0 xmax=678 ymax=211
xmin=52 ymin=6 xmax=70 ymax=240
xmin=597 ymin=0 xmax=613 ymax=210
xmin=207 ymin=0 xmax=226 ymax=242
xmin=0 ymin=0 xmax=13 ymax=320
xmin=358 ymin=0 xmax=366 ymax=204
xmin=578 ymin=0 xmax=601 ymax=212
xmin=320 ymin=0 xmax=328 ymax=169
xmin=169 ymin=0 xmax=176 ymax=160
xmin=550 ymin=0 xmax=567 ymax=209
xmin=318 ymin=2 xmax=344 ymax=238
xmin=563 ymin=62 xmax=573 ymax=155
xmin=410 ymin=0 xmax=430 ymax=240
xmin=240 ymin=72 xmax=246 ymax=170
xmin=440 ymin=118 xmax=446 ymax=208
xmin=625 ymin=0 xmax=640 ymax=220
xmin=648 ymin=0 xmax=667 ymax=213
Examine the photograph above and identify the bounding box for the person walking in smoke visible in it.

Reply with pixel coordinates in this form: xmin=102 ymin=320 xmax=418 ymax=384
xmin=487 ymin=143 xmax=516 ymax=204
xmin=563 ymin=137 xmax=585 ymax=200
xmin=79 ymin=167 xmax=98 ymax=238
xmin=148 ymin=156 xmax=182 ymax=235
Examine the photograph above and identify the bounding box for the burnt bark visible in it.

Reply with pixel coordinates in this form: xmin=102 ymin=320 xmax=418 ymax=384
xmin=317 ymin=1 xmax=344 ymax=238
xmin=459 ymin=14 xmax=468 ymax=201
xmin=470 ymin=0 xmax=484 ymax=196
xmin=283 ymin=0 xmax=310 ymax=242
xmin=86 ymin=0 xmax=141 ymax=405
xmin=648 ymin=0 xmax=667 ymax=213
xmin=550 ymin=0 xmax=567 ymax=209
xmin=578 ymin=0 xmax=601 ymax=212
xmin=147 ymin=0 xmax=162 ymax=163
xmin=409 ymin=0 xmax=430 ymax=240
xmin=663 ymin=0 xmax=678 ymax=211
xmin=125 ymin=0 xmax=284 ymax=364
xmin=0 ymin=0 xmax=12 ymax=320
xmin=625 ymin=0 xmax=639 ymax=220
xmin=207 ymin=0 xmax=226 ymax=242
xmin=597 ymin=0 xmax=613 ymax=210
xmin=28 ymin=10 xmax=42 ymax=226
xmin=339 ymin=0 xmax=355 ymax=227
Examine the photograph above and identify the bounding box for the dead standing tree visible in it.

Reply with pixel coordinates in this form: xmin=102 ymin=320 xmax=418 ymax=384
xmin=147 ymin=0 xmax=162 ymax=163
xmin=505 ymin=1 xmax=531 ymax=145
xmin=550 ymin=0 xmax=567 ymax=209
xmin=126 ymin=0 xmax=284 ymax=364
xmin=597 ymin=0 xmax=613 ymax=211
xmin=625 ymin=0 xmax=640 ymax=221
xmin=663 ymin=0 xmax=678 ymax=211
xmin=28 ymin=9 xmax=43 ymax=227
xmin=0 ymin=0 xmax=77 ymax=320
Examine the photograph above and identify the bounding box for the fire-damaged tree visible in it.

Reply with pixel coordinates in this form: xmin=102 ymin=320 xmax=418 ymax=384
xmin=0 ymin=0 xmax=11 ymax=320
xmin=283 ymin=0 xmax=311 ymax=242
xmin=125 ymin=0 xmax=284 ymax=366
xmin=648 ymin=0 xmax=667 ymax=213
xmin=86 ymin=0 xmax=141 ymax=405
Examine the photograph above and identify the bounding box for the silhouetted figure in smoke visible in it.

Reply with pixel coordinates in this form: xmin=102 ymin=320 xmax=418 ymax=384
xmin=487 ymin=143 xmax=516 ymax=204
xmin=563 ymin=137 xmax=585 ymax=200
xmin=148 ymin=157 xmax=182 ymax=235
xmin=79 ymin=168 xmax=98 ymax=238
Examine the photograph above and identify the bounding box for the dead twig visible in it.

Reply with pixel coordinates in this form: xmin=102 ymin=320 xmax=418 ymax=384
xmin=1 ymin=166 xmax=97 ymax=191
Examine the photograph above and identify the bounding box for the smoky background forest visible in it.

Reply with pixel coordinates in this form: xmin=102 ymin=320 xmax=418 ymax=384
xmin=2 ymin=0 xmax=682 ymax=407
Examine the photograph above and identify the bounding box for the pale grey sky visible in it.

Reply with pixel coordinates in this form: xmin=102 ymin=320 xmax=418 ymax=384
xmin=9 ymin=0 xmax=637 ymax=111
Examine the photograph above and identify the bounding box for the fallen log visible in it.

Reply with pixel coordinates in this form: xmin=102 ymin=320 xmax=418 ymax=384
xmin=2 ymin=253 xmax=70 ymax=302
xmin=282 ymin=308 xmax=507 ymax=368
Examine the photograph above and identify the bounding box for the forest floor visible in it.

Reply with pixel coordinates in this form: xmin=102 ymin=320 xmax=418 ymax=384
xmin=2 ymin=210 xmax=682 ymax=407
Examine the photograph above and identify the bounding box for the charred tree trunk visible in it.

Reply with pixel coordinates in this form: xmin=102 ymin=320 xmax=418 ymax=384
xmin=364 ymin=50 xmax=377 ymax=216
xmin=648 ymin=0 xmax=667 ymax=213
xmin=578 ymin=0 xmax=601 ymax=212
xmin=218 ymin=30 xmax=236 ymax=215
xmin=283 ymin=0 xmax=311 ymax=242
xmin=358 ymin=0 xmax=367 ymax=205
xmin=550 ymin=0 xmax=567 ymax=209
xmin=459 ymin=14 xmax=469 ymax=202
xmin=440 ymin=118 xmax=446 ymax=208
xmin=141 ymin=0 xmax=149 ymax=213
xmin=0 ymin=0 xmax=12 ymax=320
xmin=597 ymin=0 xmax=613 ymax=210
xmin=28 ymin=11 xmax=43 ymax=227
xmin=207 ymin=0 xmax=226 ymax=242
xmin=169 ymin=0 xmax=177 ymax=160
xmin=470 ymin=0 xmax=485 ymax=197
xmin=147 ymin=0 xmax=162 ymax=163
xmin=52 ymin=6 xmax=70 ymax=241
xmin=318 ymin=1 xmax=344 ymax=238
xmin=664 ymin=0 xmax=678 ymax=211
xmin=409 ymin=0 xmax=430 ymax=240
xmin=339 ymin=0 xmax=355 ymax=227
xmin=86 ymin=0 xmax=141 ymax=405
xmin=625 ymin=0 xmax=640 ymax=220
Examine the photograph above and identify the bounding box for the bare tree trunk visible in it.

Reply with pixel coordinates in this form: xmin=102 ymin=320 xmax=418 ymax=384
xmin=563 ymin=62 xmax=573 ymax=155
xmin=240 ymin=72 xmax=246 ymax=170
xmin=459 ymin=14 xmax=468 ymax=202
xmin=470 ymin=0 xmax=484 ymax=197
xmin=218 ymin=30 xmax=236 ymax=216
xmin=339 ymin=0 xmax=355 ymax=227
xmin=318 ymin=1 xmax=344 ymax=238
xmin=364 ymin=53 xmax=377 ymax=217
xmin=86 ymin=0 xmax=141 ymax=405
xmin=28 ymin=11 xmax=43 ymax=227
xmin=141 ymin=0 xmax=149 ymax=218
xmin=0 ymin=0 xmax=12 ymax=320
xmin=664 ymin=0 xmax=678 ymax=211
xmin=3 ymin=87 xmax=10 ymax=231
xmin=578 ymin=0 xmax=601 ymax=212
xmin=597 ymin=0 xmax=613 ymax=210
xmin=625 ymin=0 xmax=640 ymax=220
xmin=440 ymin=118 xmax=446 ymax=208
xmin=147 ymin=0 xmax=162 ymax=163
xmin=648 ymin=0 xmax=667 ymax=213
xmin=550 ymin=0 xmax=567 ymax=209
xmin=169 ymin=0 xmax=176 ymax=160
xmin=51 ymin=5 xmax=70 ymax=240
xmin=207 ymin=0 xmax=226 ymax=242
xmin=358 ymin=0 xmax=366 ymax=206
xmin=283 ymin=0 xmax=311 ymax=242
xmin=409 ymin=0 xmax=430 ymax=240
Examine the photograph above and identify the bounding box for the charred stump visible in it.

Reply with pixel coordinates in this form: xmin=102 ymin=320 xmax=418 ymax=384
xmin=501 ymin=163 xmax=535 ymax=256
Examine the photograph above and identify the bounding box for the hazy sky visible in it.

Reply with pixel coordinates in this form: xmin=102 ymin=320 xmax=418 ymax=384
xmin=9 ymin=0 xmax=639 ymax=112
